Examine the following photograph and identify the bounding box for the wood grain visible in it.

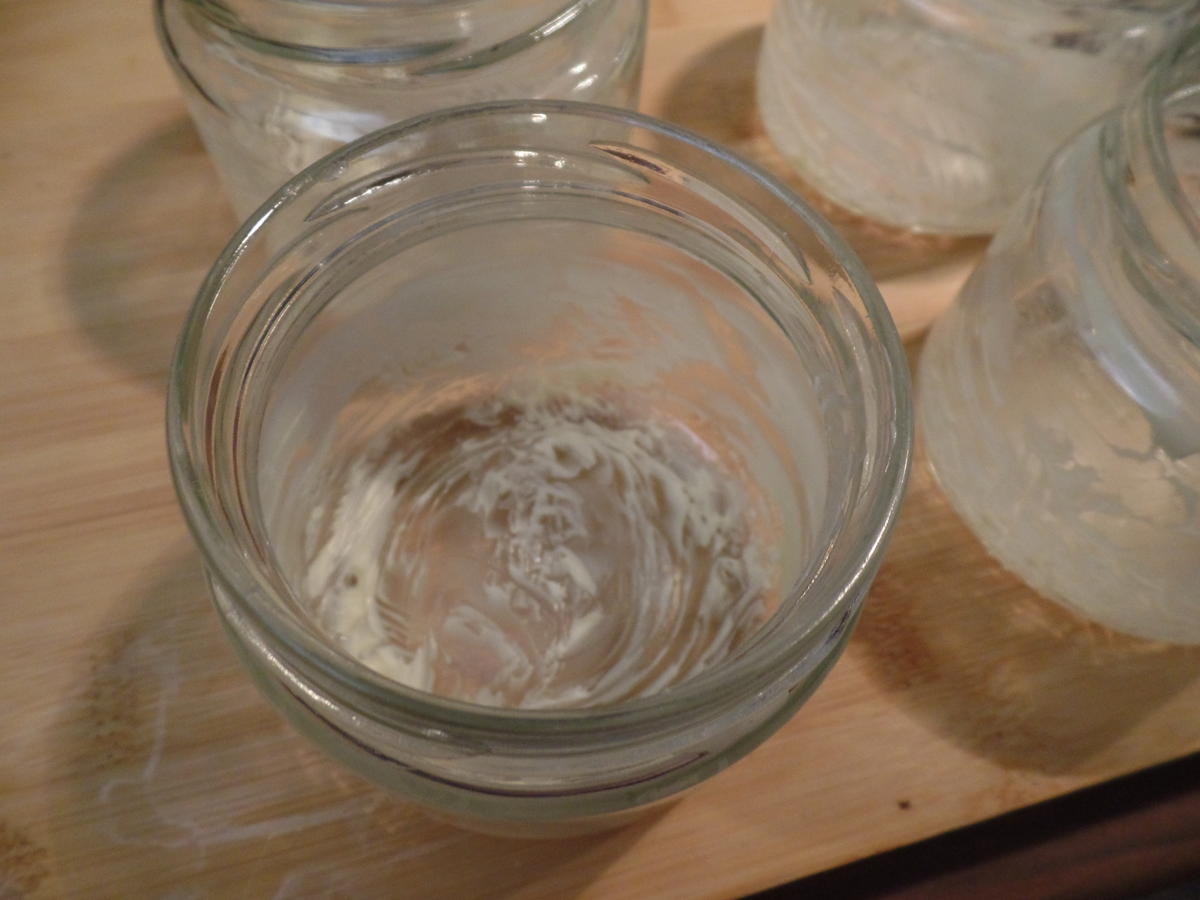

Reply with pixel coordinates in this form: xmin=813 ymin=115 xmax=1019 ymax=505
xmin=3 ymin=1 xmax=1199 ymax=898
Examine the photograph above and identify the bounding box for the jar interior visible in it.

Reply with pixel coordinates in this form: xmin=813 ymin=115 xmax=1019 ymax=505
xmin=237 ymin=201 xmax=857 ymax=710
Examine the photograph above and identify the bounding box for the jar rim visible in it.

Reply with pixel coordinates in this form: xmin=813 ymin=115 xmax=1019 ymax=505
xmin=167 ymin=99 xmax=913 ymax=737
xmin=1140 ymin=24 xmax=1200 ymax=251
xmin=163 ymin=0 xmax=599 ymax=65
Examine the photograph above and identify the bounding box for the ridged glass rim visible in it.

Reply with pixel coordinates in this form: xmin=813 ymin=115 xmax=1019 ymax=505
xmin=157 ymin=0 xmax=609 ymax=69
xmin=1139 ymin=23 xmax=1200 ymax=249
xmin=166 ymin=99 xmax=913 ymax=738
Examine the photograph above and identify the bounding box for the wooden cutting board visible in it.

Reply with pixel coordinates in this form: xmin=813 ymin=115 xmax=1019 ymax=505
xmin=3 ymin=1 xmax=1199 ymax=897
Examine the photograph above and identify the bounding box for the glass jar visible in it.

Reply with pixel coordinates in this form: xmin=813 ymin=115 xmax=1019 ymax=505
xmin=155 ymin=0 xmax=647 ymax=218
xmin=166 ymin=101 xmax=911 ymax=832
xmin=919 ymin=30 xmax=1200 ymax=642
xmin=757 ymin=0 xmax=1195 ymax=235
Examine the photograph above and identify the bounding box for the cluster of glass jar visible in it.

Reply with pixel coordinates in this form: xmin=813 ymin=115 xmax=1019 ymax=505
xmin=161 ymin=0 xmax=1200 ymax=833
xmin=758 ymin=1 xmax=1200 ymax=643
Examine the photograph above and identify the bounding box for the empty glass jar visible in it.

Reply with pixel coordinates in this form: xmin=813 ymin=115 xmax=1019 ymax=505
xmin=166 ymin=101 xmax=911 ymax=832
xmin=919 ymin=30 xmax=1200 ymax=642
xmin=156 ymin=0 xmax=647 ymax=217
xmin=757 ymin=0 xmax=1196 ymax=234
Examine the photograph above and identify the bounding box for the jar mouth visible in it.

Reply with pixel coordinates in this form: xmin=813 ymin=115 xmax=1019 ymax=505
xmin=1141 ymin=26 xmax=1200 ymax=252
xmin=1103 ymin=23 xmax=1200 ymax=339
xmin=167 ymin=100 xmax=912 ymax=737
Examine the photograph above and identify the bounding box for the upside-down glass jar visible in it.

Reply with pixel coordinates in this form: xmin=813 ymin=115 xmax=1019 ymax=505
xmin=155 ymin=0 xmax=647 ymax=218
xmin=167 ymin=101 xmax=912 ymax=833
xmin=757 ymin=0 xmax=1196 ymax=235
xmin=919 ymin=30 xmax=1200 ymax=642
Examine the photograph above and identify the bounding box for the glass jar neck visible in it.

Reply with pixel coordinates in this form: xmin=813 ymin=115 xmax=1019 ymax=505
xmin=1103 ymin=27 xmax=1200 ymax=342
xmin=186 ymin=0 xmax=585 ymax=62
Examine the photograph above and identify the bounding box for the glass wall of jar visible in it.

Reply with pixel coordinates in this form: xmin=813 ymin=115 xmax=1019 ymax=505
xmin=166 ymin=101 xmax=912 ymax=832
xmin=156 ymin=0 xmax=647 ymax=218
xmin=918 ymin=30 xmax=1200 ymax=642
xmin=757 ymin=0 xmax=1196 ymax=235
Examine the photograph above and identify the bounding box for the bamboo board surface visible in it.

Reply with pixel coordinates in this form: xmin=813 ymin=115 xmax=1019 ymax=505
xmin=3 ymin=1 xmax=1200 ymax=897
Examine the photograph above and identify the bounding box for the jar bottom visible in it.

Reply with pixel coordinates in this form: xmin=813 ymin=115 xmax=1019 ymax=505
xmin=918 ymin=307 xmax=1200 ymax=646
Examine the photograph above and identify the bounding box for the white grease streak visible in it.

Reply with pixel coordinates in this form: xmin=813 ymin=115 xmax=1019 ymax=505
xmin=302 ymin=389 xmax=775 ymax=708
